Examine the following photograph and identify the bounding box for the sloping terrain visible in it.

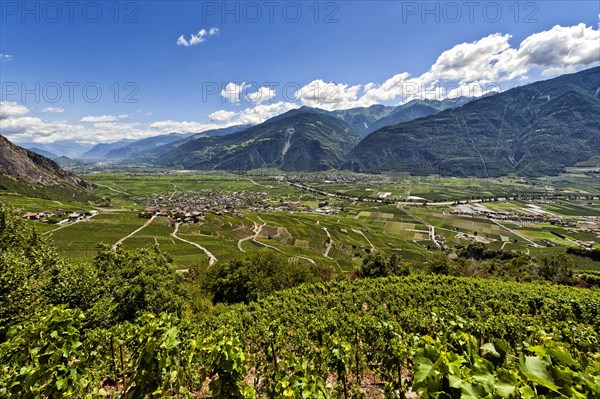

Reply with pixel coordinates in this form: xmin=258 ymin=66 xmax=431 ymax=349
xmin=155 ymin=111 xmax=361 ymax=171
xmin=0 ymin=134 xmax=93 ymax=189
xmin=346 ymin=67 xmax=600 ymax=177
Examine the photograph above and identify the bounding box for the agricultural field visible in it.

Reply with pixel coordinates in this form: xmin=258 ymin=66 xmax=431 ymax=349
xmin=45 ymin=213 xmax=148 ymax=261
xmin=4 ymin=170 xmax=600 ymax=272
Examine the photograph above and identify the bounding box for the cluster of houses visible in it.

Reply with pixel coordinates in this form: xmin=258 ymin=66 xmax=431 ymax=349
xmin=449 ymin=203 xmax=568 ymax=225
xmin=284 ymin=173 xmax=395 ymax=185
xmin=21 ymin=209 xmax=98 ymax=224
xmin=134 ymin=190 xmax=318 ymax=223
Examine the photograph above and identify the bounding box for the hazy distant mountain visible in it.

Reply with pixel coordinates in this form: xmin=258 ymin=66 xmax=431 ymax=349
xmin=18 ymin=141 xmax=94 ymax=159
xmin=126 ymin=125 xmax=251 ymax=163
xmin=53 ymin=156 xmax=82 ymax=169
xmin=27 ymin=147 xmax=58 ymax=159
xmin=104 ymin=133 xmax=189 ymax=161
xmin=327 ymin=105 xmax=395 ymax=136
xmin=154 ymin=111 xmax=361 ymax=171
xmin=81 ymin=139 xmax=136 ymax=160
xmin=345 ymin=67 xmax=600 ymax=177
xmin=0 ymin=134 xmax=92 ymax=189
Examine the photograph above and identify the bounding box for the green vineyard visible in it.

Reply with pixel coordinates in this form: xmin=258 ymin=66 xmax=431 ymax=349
xmin=3 ymin=276 xmax=599 ymax=398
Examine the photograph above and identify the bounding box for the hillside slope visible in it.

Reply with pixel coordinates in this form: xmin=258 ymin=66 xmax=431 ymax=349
xmin=346 ymin=67 xmax=600 ymax=177
xmin=155 ymin=111 xmax=361 ymax=171
xmin=0 ymin=134 xmax=93 ymax=189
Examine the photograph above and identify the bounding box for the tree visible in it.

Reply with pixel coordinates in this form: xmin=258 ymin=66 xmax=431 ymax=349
xmin=356 ymin=253 xmax=413 ymax=278
xmin=537 ymin=253 xmax=574 ymax=285
xmin=428 ymin=252 xmax=451 ymax=275
xmin=208 ymin=250 xmax=331 ymax=304
xmin=93 ymin=245 xmax=189 ymax=323
xmin=0 ymin=204 xmax=58 ymax=341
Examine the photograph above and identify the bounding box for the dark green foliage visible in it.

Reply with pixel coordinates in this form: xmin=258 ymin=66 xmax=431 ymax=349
xmin=536 ymin=253 xmax=575 ymax=285
xmin=0 ymin=307 xmax=91 ymax=398
xmin=428 ymin=252 xmax=452 ymax=275
xmin=0 ymin=205 xmax=58 ymax=340
xmin=356 ymin=252 xmax=412 ymax=278
xmin=566 ymin=247 xmax=600 ymax=262
xmin=0 ymin=203 xmax=191 ymax=338
xmin=458 ymin=243 xmax=518 ymax=261
xmin=92 ymin=245 xmax=189 ymax=324
xmin=208 ymin=250 xmax=332 ymax=304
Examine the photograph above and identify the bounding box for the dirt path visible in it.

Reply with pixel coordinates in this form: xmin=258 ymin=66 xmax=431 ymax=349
xmin=352 ymin=229 xmax=375 ymax=251
xmin=398 ymin=205 xmax=441 ymax=249
xmin=95 ymin=183 xmax=132 ymax=196
xmin=168 ymin=182 xmax=178 ymax=201
xmin=248 ymin=178 xmax=274 ymax=188
xmin=237 ymin=221 xmax=259 ymax=252
xmin=490 ymin=219 xmax=540 ymax=248
xmin=172 ymin=222 xmax=217 ymax=266
xmin=295 ymin=256 xmax=316 ymax=265
xmin=323 ymin=227 xmax=333 ymax=258
xmin=112 ymin=215 xmax=156 ymax=249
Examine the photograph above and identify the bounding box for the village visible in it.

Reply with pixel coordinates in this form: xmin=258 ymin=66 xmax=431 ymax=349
xmin=133 ymin=189 xmax=340 ymax=222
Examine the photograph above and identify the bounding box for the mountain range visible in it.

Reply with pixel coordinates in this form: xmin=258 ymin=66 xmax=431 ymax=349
xmin=345 ymin=67 xmax=600 ymax=177
xmin=5 ymin=68 xmax=599 ymax=177
xmin=154 ymin=111 xmax=361 ymax=171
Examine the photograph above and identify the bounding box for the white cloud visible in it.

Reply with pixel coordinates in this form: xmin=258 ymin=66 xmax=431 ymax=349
xmin=209 ymin=110 xmax=237 ymax=122
xmin=291 ymin=22 xmax=600 ymax=110
xmin=177 ymin=27 xmax=219 ymax=47
xmin=149 ymin=120 xmax=217 ymax=134
xmin=246 ymin=86 xmax=277 ymax=104
xmin=0 ymin=53 xmax=14 ymax=62
xmin=512 ymin=23 xmax=600 ymax=76
xmin=235 ymin=102 xmax=299 ymax=125
xmin=80 ymin=114 xmax=128 ymax=123
xmin=0 ymin=101 xmax=30 ymax=119
xmin=295 ymin=80 xmax=362 ymax=110
xmin=221 ymin=82 xmax=251 ymax=104
xmin=42 ymin=107 xmax=65 ymax=113
xmin=2 ymin=23 xmax=598 ymax=144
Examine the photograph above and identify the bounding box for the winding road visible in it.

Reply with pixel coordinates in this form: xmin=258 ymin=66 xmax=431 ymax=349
xmin=171 ymin=222 xmax=217 ymax=267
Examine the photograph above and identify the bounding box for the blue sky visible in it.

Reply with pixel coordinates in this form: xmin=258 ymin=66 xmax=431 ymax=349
xmin=0 ymin=0 xmax=599 ymax=143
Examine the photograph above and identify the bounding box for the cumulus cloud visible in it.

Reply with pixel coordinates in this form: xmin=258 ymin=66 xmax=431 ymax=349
xmin=42 ymin=107 xmax=65 ymax=113
xmin=0 ymin=101 xmax=30 ymax=119
xmin=291 ymin=22 xmax=600 ymax=109
xmin=513 ymin=23 xmax=600 ymax=76
xmin=2 ymin=23 xmax=598 ymax=144
xmin=209 ymin=110 xmax=237 ymax=122
xmin=177 ymin=27 xmax=219 ymax=47
xmin=246 ymin=86 xmax=277 ymax=104
xmin=80 ymin=114 xmax=128 ymax=123
xmin=294 ymin=80 xmax=363 ymax=111
xmin=221 ymin=82 xmax=251 ymax=104
xmin=0 ymin=53 xmax=13 ymax=62
xmin=235 ymin=102 xmax=299 ymax=125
